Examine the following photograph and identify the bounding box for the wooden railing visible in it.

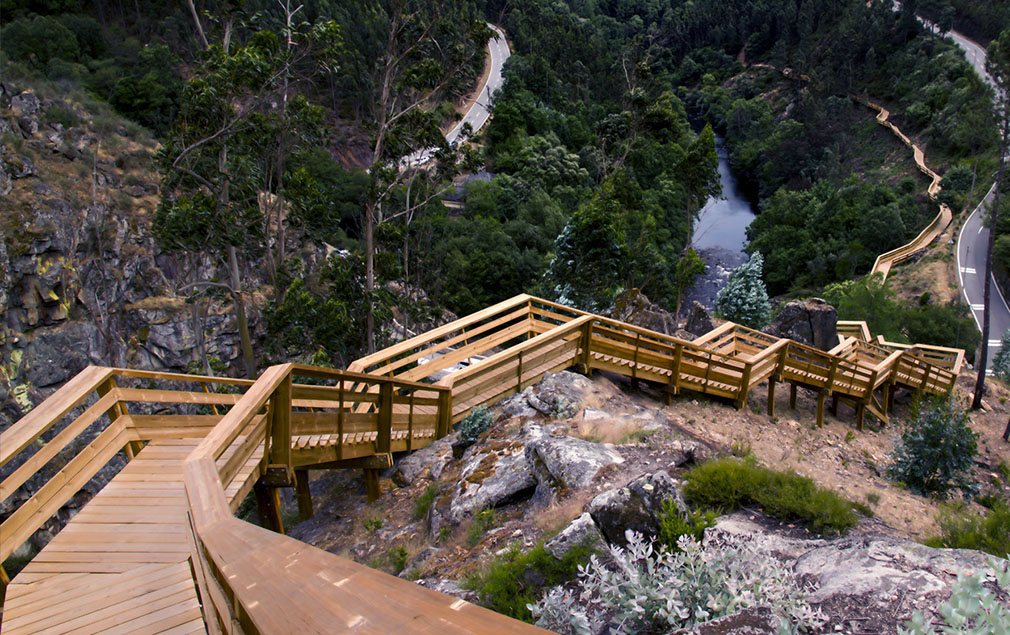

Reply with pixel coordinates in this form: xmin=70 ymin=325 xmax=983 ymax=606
xmin=181 ymin=363 xmax=453 ymax=631
xmin=837 ymin=320 xmax=873 ymax=342
xmin=0 ymin=368 xmax=254 ymax=570
xmin=1 ymin=295 xmax=968 ymax=627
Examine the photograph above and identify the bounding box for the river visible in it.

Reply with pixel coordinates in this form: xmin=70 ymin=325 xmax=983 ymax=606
xmin=692 ymin=136 xmax=757 ymax=254
xmin=680 ymin=136 xmax=759 ymax=309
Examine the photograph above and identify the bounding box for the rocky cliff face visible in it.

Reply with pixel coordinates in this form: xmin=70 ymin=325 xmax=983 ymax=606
xmin=0 ymin=82 xmax=267 ymax=430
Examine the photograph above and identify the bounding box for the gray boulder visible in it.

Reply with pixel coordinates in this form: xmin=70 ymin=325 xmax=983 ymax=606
xmin=525 ymin=435 xmax=623 ymax=491
xmin=685 ymin=301 xmax=715 ymax=337
xmin=545 ymin=512 xmax=605 ymax=560
xmin=588 ymin=470 xmax=684 ymax=546
xmin=765 ymin=298 xmax=838 ymax=350
xmin=528 ymin=371 xmax=596 ymax=416
xmin=394 ymin=433 xmax=457 ymax=486
xmin=794 ymin=536 xmax=997 ymax=606
xmin=605 ymin=288 xmax=676 ymax=335
xmin=10 ymin=92 xmax=40 ymax=118
xmin=448 ymin=425 xmax=544 ymax=523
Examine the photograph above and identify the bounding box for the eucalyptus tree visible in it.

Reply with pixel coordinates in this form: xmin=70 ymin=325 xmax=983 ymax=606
xmin=156 ymin=18 xmax=341 ymax=377
xmin=360 ymin=0 xmax=490 ymax=353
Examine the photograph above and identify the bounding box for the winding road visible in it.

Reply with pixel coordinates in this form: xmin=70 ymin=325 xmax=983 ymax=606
xmin=950 ymin=31 xmax=1007 ymax=371
xmin=406 ymin=24 xmax=510 ymax=166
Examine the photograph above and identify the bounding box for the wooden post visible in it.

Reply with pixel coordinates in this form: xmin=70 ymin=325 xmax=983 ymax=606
xmin=436 ymin=390 xmax=452 ymax=438
xmin=736 ymin=363 xmax=752 ymax=410
xmin=580 ymin=322 xmax=594 ymax=376
xmin=407 ymin=392 xmax=414 ymax=452
xmin=253 ymin=481 xmax=284 ymax=534
xmin=669 ymin=344 xmax=683 ymax=400
xmin=1 ymin=562 xmax=9 ymax=604
xmin=97 ymin=378 xmax=143 ymax=459
xmin=268 ymin=373 xmax=292 ymax=469
xmin=631 ymin=333 xmax=641 ymax=388
xmin=377 ymin=382 xmax=392 ymax=455
xmin=789 ymin=383 xmax=798 ymax=409
xmin=363 ymin=469 xmax=381 ymax=502
xmin=767 ymin=379 xmax=776 ymax=417
xmin=885 ymin=382 xmax=896 ymax=413
xmin=856 ymin=403 xmax=866 ymax=431
xmin=816 ymin=391 xmax=826 ymax=428
xmin=517 ymin=349 xmax=524 ymax=393
xmin=337 ymin=380 xmax=345 ymax=460
xmin=830 ymin=394 xmax=840 ymax=416
xmin=294 ymin=469 xmax=313 ymax=521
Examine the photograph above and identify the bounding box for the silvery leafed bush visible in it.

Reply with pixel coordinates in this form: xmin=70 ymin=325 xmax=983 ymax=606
xmin=529 ymin=530 xmax=825 ymax=634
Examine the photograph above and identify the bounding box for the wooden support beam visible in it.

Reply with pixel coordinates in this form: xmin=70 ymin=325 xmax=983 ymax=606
xmin=436 ymin=391 xmax=452 ymax=438
xmin=297 ymin=453 xmax=393 ymax=472
xmin=294 ymin=469 xmax=313 ymax=521
xmin=767 ymin=379 xmax=776 ymax=417
xmin=268 ymin=373 xmax=292 ymax=470
xmin=363 ymin=469 xmax=381 ymax=502
xmin=830 ymin=394 xmax=840 ymax=416
xmin=856 ymin=403 xmax=866 ymax=431
xmin=789 ymin=383 xmax=798 ymax=409
xmin=253 ymin=481 xmax=284 ymax=534
xmin=377 ymin=383 xmax=393 ymax=455
xmin=816 ymin=391 xmax=826 ymax=428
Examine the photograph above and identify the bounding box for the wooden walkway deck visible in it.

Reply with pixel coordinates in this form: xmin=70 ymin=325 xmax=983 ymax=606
xmin=0 ymin=296 xmax=964 ymax=633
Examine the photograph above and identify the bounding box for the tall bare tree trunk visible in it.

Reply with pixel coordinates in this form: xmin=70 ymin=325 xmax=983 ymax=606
xmin=228 ymin=245 xmax=257 ymax=379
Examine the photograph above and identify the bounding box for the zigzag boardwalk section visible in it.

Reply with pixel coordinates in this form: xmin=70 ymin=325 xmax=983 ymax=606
xmin=0 ymin=296 xmax=964 ymax=633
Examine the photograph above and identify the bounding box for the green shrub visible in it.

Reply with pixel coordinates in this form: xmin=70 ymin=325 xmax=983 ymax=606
xmin=714 ymin=252 xmax=772 ymax=329
xmin=682 ymin=457 xmax=858 ymax=535
xmin=413 ymin=484 xmax=439 ymax=522
xmin=530 ymin=531 xmax=826 ymax=633
xmin=459 ymin=405 xmax=492 ymax=443
xmin=924 ymin=500 xmax=1010 ymax=558
xmin=658 ymin=500 xmax=717 ymax=552
xmin=899 ymin=557 xmax=1010 ymax=634
xmin=466 ymin=508 xmax=499 ymax=547
xmin=467 ymin=541 xmax=596 ymax=622
xmin=363 ymin=516 xmax=383 ymax=532
xmin=887 ymin=397 xmax=979 ymax=499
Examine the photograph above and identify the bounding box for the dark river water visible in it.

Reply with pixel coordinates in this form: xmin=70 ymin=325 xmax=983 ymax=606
xmin=681 ymin=136 xmax=758 ymax=309
xmin=691 ymin=137 xmax=757 ymax=254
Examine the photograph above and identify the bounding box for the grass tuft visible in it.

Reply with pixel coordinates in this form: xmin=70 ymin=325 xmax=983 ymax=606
xmin=682 ymin=457 xmax=858 ymax=535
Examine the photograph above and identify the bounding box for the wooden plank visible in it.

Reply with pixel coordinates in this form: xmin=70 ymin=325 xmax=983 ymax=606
xmin=348 ymin=294 xmax=532 ymax=372
xmin=1 ymin=424 xmax=127 ymax=563
xmin=116 ymin=388 xmax=243 ymax=406
xmin=0 ymin=366 xmax=115 ymax=470
xmin=0 ymin=391 xmax=120 ymax=500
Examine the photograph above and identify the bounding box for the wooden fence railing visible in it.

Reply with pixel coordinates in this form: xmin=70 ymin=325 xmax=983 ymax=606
xmin=0 ymin=368 xmax=254 ymax=571
xmin=1 ymin=295 xmax=967 ymax=627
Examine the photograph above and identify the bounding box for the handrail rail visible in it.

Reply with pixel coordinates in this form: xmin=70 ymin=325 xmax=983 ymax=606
xmin=1 ymin=295 xmax=968 ymax=629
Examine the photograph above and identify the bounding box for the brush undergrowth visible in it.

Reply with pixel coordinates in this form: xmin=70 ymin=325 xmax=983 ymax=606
xmin=682 ymin=457 xmax=858 ymax=535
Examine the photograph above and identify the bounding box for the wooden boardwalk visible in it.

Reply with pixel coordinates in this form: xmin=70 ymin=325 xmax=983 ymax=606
xmin=0 ymin=296 xmax=964 ymax=633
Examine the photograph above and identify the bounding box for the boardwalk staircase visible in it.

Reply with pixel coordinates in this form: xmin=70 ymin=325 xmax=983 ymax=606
xmin=0 ymin=295 xmax=963 ymax=633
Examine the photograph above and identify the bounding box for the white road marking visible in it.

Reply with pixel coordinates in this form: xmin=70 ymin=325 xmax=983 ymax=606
xmin=960 ymin=267 xmax=977 ymax=274
xmin=971 ymin=303 xmax=985 ymax=310
xmin=988 ymin=340 xmax=1002 ymax=346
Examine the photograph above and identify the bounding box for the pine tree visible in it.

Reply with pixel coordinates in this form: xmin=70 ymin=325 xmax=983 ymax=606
xmin=715 ymin=253 xmax=772 ymax=329
xmin=991 ymin=329 xmax=1010 ymax=382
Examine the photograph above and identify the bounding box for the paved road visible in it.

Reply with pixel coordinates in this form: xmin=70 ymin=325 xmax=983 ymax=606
xmin=406 ymin=24 xmax=510 ymax=167
xmin=949 ymin=30 xmax=1008 ymax=370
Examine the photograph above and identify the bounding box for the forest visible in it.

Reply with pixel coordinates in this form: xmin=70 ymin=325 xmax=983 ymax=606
xmin=1 ymin=0 xmax=1000 ymax=367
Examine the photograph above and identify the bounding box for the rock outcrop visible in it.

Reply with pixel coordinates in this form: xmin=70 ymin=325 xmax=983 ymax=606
xmin=588 ymin=470 xmax=684 ymax=546
xmin=765 ymin=298 xmax=838 ymax=350
xmin=605 ymin=288 xmax=677 ymax=335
